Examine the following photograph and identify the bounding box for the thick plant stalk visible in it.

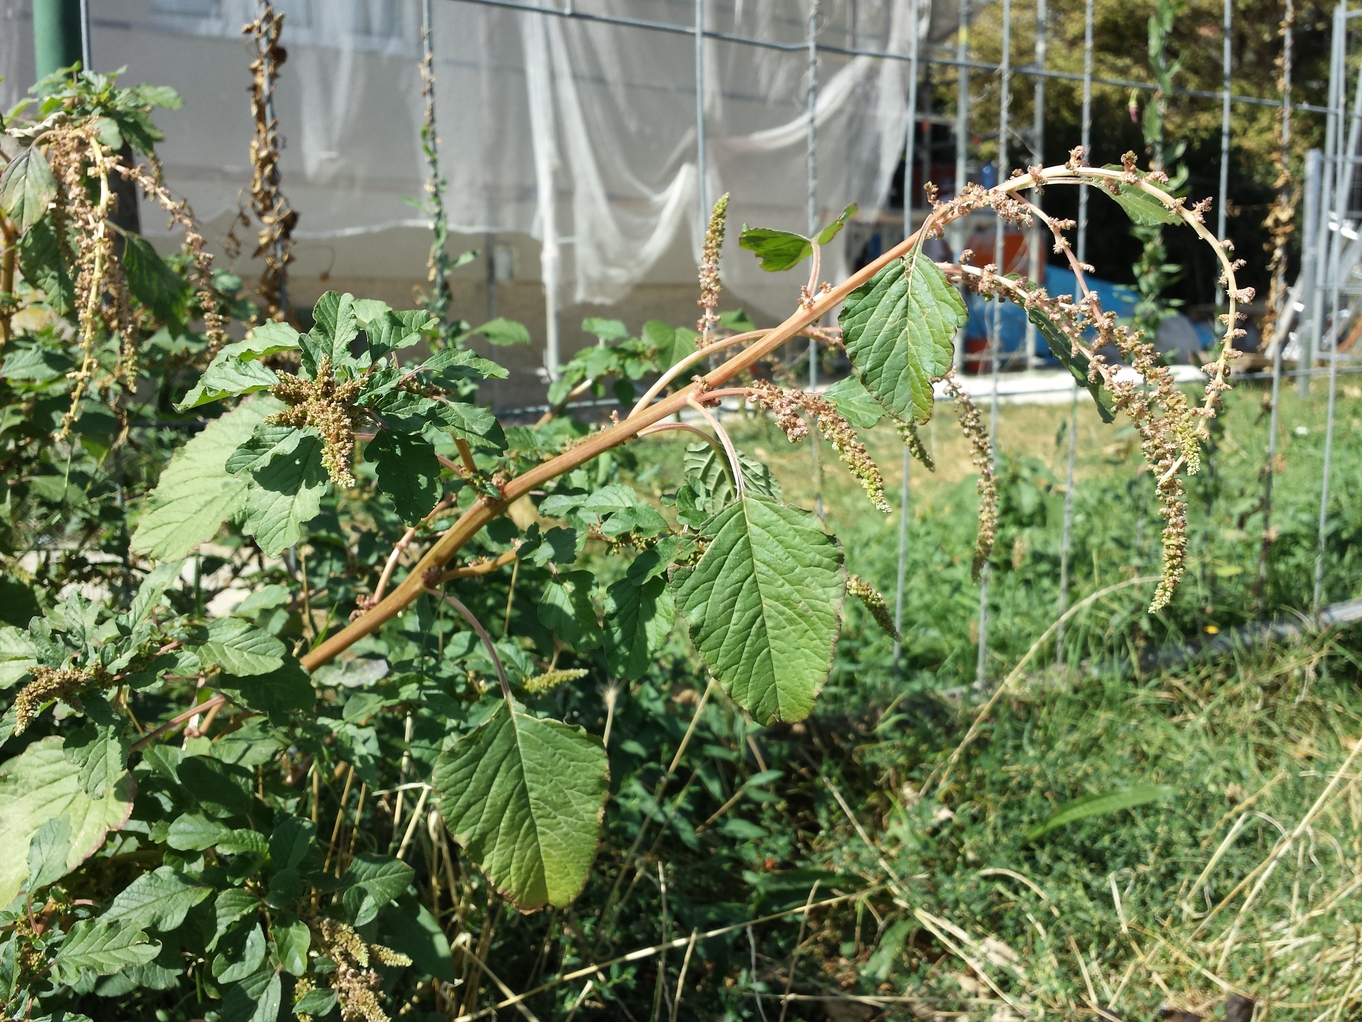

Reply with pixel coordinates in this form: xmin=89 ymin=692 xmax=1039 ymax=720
xmin=300 ymin=161 xmax=1245 ymax=672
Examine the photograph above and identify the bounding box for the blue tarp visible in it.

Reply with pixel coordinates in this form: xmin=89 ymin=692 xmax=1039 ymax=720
xmin=964 ymin=265 xmax=1139 ymax=362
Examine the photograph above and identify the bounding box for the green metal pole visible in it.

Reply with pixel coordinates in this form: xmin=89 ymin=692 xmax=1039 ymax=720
xmin=32 ymin=0 xmax=85 ymax=80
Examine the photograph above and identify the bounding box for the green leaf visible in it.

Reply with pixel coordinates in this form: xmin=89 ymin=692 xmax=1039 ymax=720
xmin=63 ymin=721 xmax=130 ymax=798
xmin=218 ymin=660 xmax=314 ymax=719
xmin=432 ymin=701 xmax=608 ymax=910
xmin=25 ymin=815 xmax=72 ymax=891
xmin=366 ymin=432 xmax=441 ymax=525
xmin=18 ymin=218 xmax=74 ymax=313
xmin=122 ymin=234 xmax=190 ymax=330
xmin=602 ymin=572 xmax=674 ymax=681
xmin=0 ymin=736 xmax=135 ymax=907
xmin=224 ymin=424 xmax=304 ymax=475
xmin=471 ymin=317 xmax=532 ymax=346
xmin=1026 ymin=785 xmax=1177 ymax=841
xmin=1022 ymin=299 xmax=1115 ymax=423
xmin=420 ymin=345 xmax=508 ymax=383
xmin=434 ymin=400 xmax=506 ymax=450
xmin=0 ymin=147 xmax=57 ymax=230
xmin=214 ymin=924 xmax=266 ymax=982
xmin=310 ymin=291 xmax=360 ymax=368
xmin=239 ymin=431 xmax=329 ymax=555
xmin=0 ymin=625 xmax=40 ymax=687
xmin=103 ymin=866 xmax=212 ymax=931
xmin=50 ymin=920 xmax=160 ymax=984
xmin=176 ymin=355 xmax=280 ymax=411
xmin=216 ymin=321 xmax=301 ymax=362
xmin=683 ymin=442 xmax=781 ymax=508
xmin=538 ymin=570 xmax=602 ymax=651
xmin=380 ymin=900 xmax=454 ymax=981
xmin=673 ymin=497 xmax=845 ymax=724
xmin=824 ymin=376 xmax=885 ymax=430
xmin=275 ymin=919 xmax=310 ymax=976
xmin=839 ymin=249 xmax=965 ymax=424
xmin=738 ymin=226 xmax=812 ymax=272
xmin=131 ymin=399 xmax=275 ymax=560
xmin=293 ymin=987 xmax=337 ymax=1016
xmin=167 ymin=813 xmax=230 ymax=851
xmin=221 ymin=969 xmax=280 ymax=1022
xmin=582 ymin=317 xmax=629 ymax=341
xmin=342 ymin=854 xmax=415 ymax=927
xmin=642 ymin=320 xmax=697 ymax=369
xmin=1100 ymin=172 xmax=1180 ymax=226
xmin=815 ymin=202 xmax=858 ymax=245
xmin=214 ymin=888 xmax=260 ymax=939
xmin=196 ymin=618 xmax=285 ymax=677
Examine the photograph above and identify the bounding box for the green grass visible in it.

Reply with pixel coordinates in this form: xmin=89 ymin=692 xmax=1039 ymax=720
xmin=596 ymin=378 xmax=1362 ymax=1019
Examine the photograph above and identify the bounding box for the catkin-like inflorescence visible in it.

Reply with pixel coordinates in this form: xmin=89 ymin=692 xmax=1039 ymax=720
xmin=697 ymin=193 xmax=730 ymax=343
xmin=13 ymin=665 xmax=105 ymax=735
xmin=847 ymin=575 xmax=899 ymax=640
xmin=268 ymin=355 xmax=367 ymax=488
xmin=749 ymin=381 xmax=889 ymax=512
xmin=895 ymin=420 xmax=935 ymax=472
xmin=316 ymin=920 xmax=410 ymax=1022
xmin=944 ymin=375 xmax=997 ymax=582
xmin=522 ymin=668 xmax=589 ymax=695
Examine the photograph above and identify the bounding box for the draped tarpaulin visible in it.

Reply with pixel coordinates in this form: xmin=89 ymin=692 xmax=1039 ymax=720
xmin=2 ymin=0 xmax=929 ymax=325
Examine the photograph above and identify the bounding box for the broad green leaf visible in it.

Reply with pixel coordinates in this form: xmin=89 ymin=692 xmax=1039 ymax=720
xmin=275 ymin=919 xmax=310 ymax=975
xmin=380 ymin=900 xmax=455 ymax=981
xmin=0 ymin=625 xmax=40 ymax=687
xmin=214 ymin=888 xmax=260 ymax=939
xmin=196 ymin=618 xmax=285 ymax=677
xmin=1026 ymin=784 xmax=1177 ymax=841
xmin=1101 ymin=173 xmax=1180 ymax=226
xmin=824 ymin=376 xmax=885 ymax=430
xmin=63 ymin=721 xmax=129 ymax=798
xmin=50 ymin=920 xmax=159 ymax=984
xmin=123 ymin=561 xmax=183 ymax=634
xmin=582 ymin=317 xmax=629 ymax=341
xmin=18 ymin=218 xmax=74 ymax=313
xmin=131 ymin=399 xmax=275 ymax=560
xmin=673 ymin=497 xmax=845 ymax=724
xmin=435 ymin=399 xmax=506 ymax=450
xmin=471 ymin=317 xmax=532 ymax=346
xmin=0 ymin=147 xmax=57 ymax=230
xmin=538 ymin=570 xmax=602 ymax=651
xmin=815 ymin=202 xmax=858 ymax=245
xmin=839 ymin=249 xmax=965 ymax=424
xmin=738 ymin=226 xmax=813 ymax=272
xmin=432 ymin=701 xmax=608 ymax=910
xmin=683 ymin=442 xmax=781 ymax=508
xmin=221 ymin=969 xmax=280 ymax=1022
xmin=25 ymin=815 xmax=72 ymax=891
xmin=214 ymin=923 xmax=266 ymax=982
xmin=122 ymin=234 xmax=190 ymax=330
xmin=0 ymin=736 xmax=135 ymax=907
xmin=421 ymin=345 xmax=508 ymax=383
xmin=1022 ymin=300 xmax=1115 ymax=423
xmin=218 ymin=660 xmax=314 ymax=718
xmin=342 ymin=853 xmax=415 ymax=927
xmin=168 ymin=813 xmax=230 ymax=851
xmin=239 ymin=431 xmax=329 ymax=555
xmin=104 ymin=866 xmax=212 ymax=931
xmin=366 ymin=432 xmax=441 ymax=524
xmin=293 ymin=987 xmax=337 ymax=1016
xmin=602 ymin=573 xmax=674 ymax=681
xmin=176 ymin=355 xmax=280 ymax=411
xmin=224 ymin=424 xmax=304 ymax=475
xmin=217 ymin=320 xmax=301 ymax=362
xmin=310 ymin=291 xmax=360 ymax=368
xmin=642 ymin=320 xmax=697 ymax=369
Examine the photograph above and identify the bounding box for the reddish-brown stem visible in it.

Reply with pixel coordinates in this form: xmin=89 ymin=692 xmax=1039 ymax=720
xmin=0 ymin=215 xmax=17 ymax=351
xmin=300 ymin=225 xmax=926 ymax=672
xmin=454 ymin=438 xmax=477 ymax=475
xmin=297 ymin=160 xmax=1244 ymax=674
xmin=431 ymin=547 xmax=520 ymax=585
xmin=129 ymin=693 xmax=226 ymax=751
xmin=435 ymin=591 xmax=510 ymax=702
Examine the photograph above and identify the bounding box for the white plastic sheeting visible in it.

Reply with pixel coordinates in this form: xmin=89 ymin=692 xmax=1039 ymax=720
xmin=1 ymin=0 xmax=925 ymax=319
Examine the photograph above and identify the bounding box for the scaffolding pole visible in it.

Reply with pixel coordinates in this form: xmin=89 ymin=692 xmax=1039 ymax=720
xmin=976 ymin=0 xmax=1011 ymax=687
xmin=1056 ymin=0 xmax=1095 ymax=654
xmin=893 ymin=0 xmax=923 ymax=667
xmin=1026 ymin=0 xmax=1046 ymax=368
